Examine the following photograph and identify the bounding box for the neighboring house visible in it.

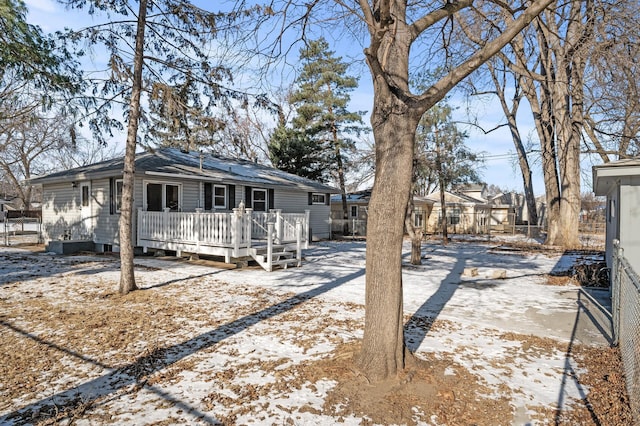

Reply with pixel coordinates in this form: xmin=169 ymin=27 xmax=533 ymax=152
xmin=29 ymin=148 xmax=336 ymax=269
xmin=329 ymin=189 xmax=435 ymax=235
xmin=593 ymin=158 xmax=640 ymax=272
xmin=425 ymin=184 xmax=516 ymax=234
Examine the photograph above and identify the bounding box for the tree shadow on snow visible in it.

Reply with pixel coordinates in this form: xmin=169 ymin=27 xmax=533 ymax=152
xmin=0 ymin=269 xmax=358 ymax=425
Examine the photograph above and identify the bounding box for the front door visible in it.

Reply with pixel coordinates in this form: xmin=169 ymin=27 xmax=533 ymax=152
xmin=80 ymin=182 xmax=93 ymax=238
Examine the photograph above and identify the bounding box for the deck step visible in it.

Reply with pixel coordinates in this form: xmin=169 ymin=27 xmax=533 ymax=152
xmin=249 ymin=245 xmax=287 ymax=256
xmin=273 ymin=258 xmax=300 ymax=269
xmin=252 ymin=248 xmax=299 ymax=271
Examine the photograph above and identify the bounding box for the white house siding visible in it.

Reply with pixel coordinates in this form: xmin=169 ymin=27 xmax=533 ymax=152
xmin=92 ymin=178 xmax=120 ymax=247
xmin=274 ymin=188 xmax=330 ymax=240
xmin=41 ymin=182 xmax=84 ymax=242
xmin=181 ymin=180 xmax=201 ymax=211
xmin=619 ymin=178 xmax=640 ymax=271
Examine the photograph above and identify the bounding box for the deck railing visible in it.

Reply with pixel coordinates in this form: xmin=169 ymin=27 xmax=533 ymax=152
xmin=137 ymin=208 xmax=309 ymax=252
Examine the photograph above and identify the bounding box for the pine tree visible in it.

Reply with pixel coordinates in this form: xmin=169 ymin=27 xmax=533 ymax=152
xmin=269 ymin=123 xmax=327 ymax=181
xmin=280 ymin=38 xmax=365 ymax=222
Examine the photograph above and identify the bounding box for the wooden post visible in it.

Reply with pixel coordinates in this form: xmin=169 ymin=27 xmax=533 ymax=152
xmin=195 ymin=208 xmax=202 ymax=253
xmin=232 ymin=208 xmax=240 ymax=258
xmin=304 ymin=209 xmax=310 ymax=249
xmin=137 ymin=208 xmax=143 ymax=248
xmin=296 ymin=220 xmax=302 ymax=267
xmin=163 ymin=207 xmax=170 ymax=242
xmin=274 ymin=209 xmax=283 ymax=244
xmin=266 ymin=221 xmax=274 ymax=272
xmin=245 ymin=208 xmax=253 ymax=250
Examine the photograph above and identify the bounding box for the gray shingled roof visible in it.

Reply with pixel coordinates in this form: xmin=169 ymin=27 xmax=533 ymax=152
xmin=29 ymin=148 xmax=337 ymax=193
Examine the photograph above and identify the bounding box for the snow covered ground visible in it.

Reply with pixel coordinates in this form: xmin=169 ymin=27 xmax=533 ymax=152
xmin=0 ymin=238 xmax=619 ymax=425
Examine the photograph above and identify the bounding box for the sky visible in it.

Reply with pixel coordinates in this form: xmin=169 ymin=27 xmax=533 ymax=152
xmin=22 ymin=0 xmax=552 ymax=195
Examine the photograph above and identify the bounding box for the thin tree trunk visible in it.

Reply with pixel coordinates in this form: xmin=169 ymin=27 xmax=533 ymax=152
xmin=439 ymin=175 xmax=448 ymax=246
xmin=405 ymin=194 xmax=422 ymax=265
xmin=119 ymin=0 xmax=147 ymax=295
xmin=488 ymin=64 xmax=539 ymax=231
xmin=327 ymin=87 xmax=350 ymax=235
xmin=335 ymin=145 xmax=349 ymax=235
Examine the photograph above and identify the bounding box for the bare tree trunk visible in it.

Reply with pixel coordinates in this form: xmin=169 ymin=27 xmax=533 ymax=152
xmin=355 ymin=0 xmax=555 ymax=383
xmin=335 ymin=145 xmax=349 ymax=235
xmin=405 ymin=195 xmax=422 ymax=265
xmin=439 ymin=177 xmax=448 ymax=245
xmin=118 ymin=0 xmax=147 ymax=295
xmin=358 ymin=94 xmax=421 ymax=383
xmin=327 ymin=90 xmax=351 ymax=235
xmin=530 ymin=18 xmax=563 ymax=245
xmin=487 ymin=64 xmax=539 ymax=231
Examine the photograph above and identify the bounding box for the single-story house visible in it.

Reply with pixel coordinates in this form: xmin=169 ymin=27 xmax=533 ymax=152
xmin=593 ymin=158 xmax=640 ymax=272
xmin=425 ymin=184 xmax=516 ymax=234
xmin=29 ymin=148 xmax=336 ymax=269
xmin=329 ymin=189 xmax=435 ymax=235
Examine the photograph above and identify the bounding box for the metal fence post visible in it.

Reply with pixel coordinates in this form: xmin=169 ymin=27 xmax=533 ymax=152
xmin=612 ymin=239 xmax=621 ymax=346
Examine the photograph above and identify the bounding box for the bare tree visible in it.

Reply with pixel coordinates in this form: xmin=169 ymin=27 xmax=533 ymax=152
xmin=60 ymin=0 xmax=254 ymax=294
xmin=582 ymin=2 xmax=640 ymax=162
xmin=485 ymin=60 xmax=539 ymax=229
xmin=0 ymin=103 xmax=73 ymax=208
xmin=233 ymin=0 xmax=555 ymax=382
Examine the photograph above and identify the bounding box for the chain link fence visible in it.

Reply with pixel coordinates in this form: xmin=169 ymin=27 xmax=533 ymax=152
xmin=612 ymin=240 xmax=640 ymax=424
xmin=1 ymin=210 xmax=42 ymax=246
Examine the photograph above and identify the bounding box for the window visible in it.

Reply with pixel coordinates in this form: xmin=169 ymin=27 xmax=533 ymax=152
xmin=414 ymin=211 xmax=424 ymax=228
xmin=204 ymin=183 xmax=227 ymax=210
xmin=166 ymin=185 xmax=179 ymax=211
xmin=145 ymin=182 xmax=181 ymax=211
xmin=252 ymin=188 xmax=267 ymax=212
xmin=311 ymin=193 xmax=326 ymax=205
xmin=147 ymin=183 xmax=163 ymax=211
xmin=350 ymin=205 xmax=358 ymax=218
xmin=448 ymin=208 xmax=461 ymax=225
xmin=439 ymin=208 xmax=461 ymax=225
xmin=81 ymin=185 xmax=89 ymax=207
xmin=115 ymin=179 xmax=123 ymax=213
xmin=214 ymin=185 xmax=226 ymax=209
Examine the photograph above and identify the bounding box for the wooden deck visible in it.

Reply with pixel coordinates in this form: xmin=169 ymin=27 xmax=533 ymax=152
xmin=137 ymin=208 xmax=309 ymax=271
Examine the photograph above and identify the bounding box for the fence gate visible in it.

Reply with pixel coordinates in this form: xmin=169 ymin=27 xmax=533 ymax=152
xmin=1 ymin=211 xmax=42 ymax=246
xmin=612 ymin=240 xmax=640 ymax=424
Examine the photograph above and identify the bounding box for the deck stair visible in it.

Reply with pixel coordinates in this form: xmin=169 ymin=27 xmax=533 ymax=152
xmin=249 ymin=244 xmax=301 ymax=271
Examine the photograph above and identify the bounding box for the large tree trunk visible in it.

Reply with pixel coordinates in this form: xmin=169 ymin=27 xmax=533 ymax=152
xmin=358 ymin=90 xmax=421 ymax=383
xmin=529 ymin=18 xmax=563 ymax=246
xmin=356 ymin=0 xmax=555 ymax=383
xmin=118 ymin=0 xmax=147 ymax=295
xmin=359 ymin=119 xmax=416 ymax=382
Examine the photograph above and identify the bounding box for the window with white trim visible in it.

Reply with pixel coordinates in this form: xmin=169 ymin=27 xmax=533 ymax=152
xmin=115 ymin=179 xmax=123 ymax=213
xmin=214 ymin=185 xmax=226 ymax=209
xmin=204 ymin=183 xmax=227 ymax=210
xmin=350 ymin=205 xmax=358 ymax=218
xmin=414 ymin=211 xmax=424 ymax=228
xmin=252 ymin=188 xmax=267 ymax=212
xmin=311 ymin=193 xmax=326 ymax=204
xmin=145 ymin=182 xmax=181 ymax=211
